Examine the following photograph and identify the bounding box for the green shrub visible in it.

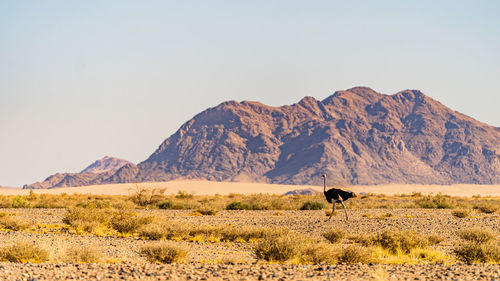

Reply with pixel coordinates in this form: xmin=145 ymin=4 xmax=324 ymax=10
xmin=141 ymin=241 xmax=188 ymax=263
xmin=195 ymin=208 xmax=219 ymax=216
xmin=157 ymin=201 xmax=187 ymax=210
xmin=12 ymin=196 xmax=29 ymax=208
xmin=226 ymin=201 xmax=252 ymax=210
xmin=300 ymin=201 xmax=325 ymax=210
xmin=322 ymin=229 xmax=345 ymax=244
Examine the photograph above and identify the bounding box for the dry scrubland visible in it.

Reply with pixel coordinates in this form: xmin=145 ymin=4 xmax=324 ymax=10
xmin=0 ymin=184 xmax=499 ymax=280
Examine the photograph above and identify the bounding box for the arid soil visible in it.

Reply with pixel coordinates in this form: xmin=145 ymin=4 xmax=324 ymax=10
xmin=3 ymin=181 xmax=500 ymax=196
xmin=0 ymin=208 xmax=499 ymax=280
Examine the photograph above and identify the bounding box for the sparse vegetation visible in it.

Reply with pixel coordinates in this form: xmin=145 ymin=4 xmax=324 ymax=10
xmin=129 ymin=185 xmax=166 ymax=206
xmin=417 ymin=194 xmax=455 ymax=209
xmin=452 ymin=209 xmax=470 ymax=218
xmin=454 ymin=242 xmax=500 ymax=263
xmin=458 ymin=228 xmax=496 ymax=244
xmin=141 ymin=241 xmax=188 ymax=263
xmin=0 ymin=240 xmax=49 ymax=263
xmin=337 ymin=245 xmax=372 ymax=264
xmin=254 ymin=229 xmax=304 ymax=262
xmin=474 ymin=203 xmax=498 ymax=214
xmin=300 ymin=201 xmax=324 ymax=210
xmin=0 ymin=214 xmax=30 ymax=231
xmin=322 ymin=229 xmax=345 ymax=244
xmin=63 ymin=245 xmax=102 ymax=263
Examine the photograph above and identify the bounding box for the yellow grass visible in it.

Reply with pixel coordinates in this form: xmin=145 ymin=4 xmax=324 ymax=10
xmin=1 ymin=181 xmax=500 ymax=197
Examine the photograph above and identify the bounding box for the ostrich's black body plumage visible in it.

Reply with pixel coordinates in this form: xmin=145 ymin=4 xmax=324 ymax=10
xmin=321 ymin=174 xmax=357 ymax=221
xmin=324 ymin=188 xmax=356 ymax=204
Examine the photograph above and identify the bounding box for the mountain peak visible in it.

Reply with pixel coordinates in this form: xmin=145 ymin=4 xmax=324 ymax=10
xmin=80 ymin=156 xmax=132 ymax=174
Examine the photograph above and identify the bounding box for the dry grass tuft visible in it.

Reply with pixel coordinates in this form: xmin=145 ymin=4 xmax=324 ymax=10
xmin=129 ymin=185 xmax=166 ymax=207
xmin=254 ymin=229 xmax=304 ymax=262
xmin=0 ymin=240 xmax=49 ymax=263
xmin=141 ymin=241 xmax=188 ymax=263
xmin=474 ymin=203 xmax=498 ymax=214
xmin=110 ymin=211 xmax=153 ymax=234
xmin=300 ymin=201 xmax=324 ymax=210
xmin=458 ymin=228 xmax=496 ymax=244
xmin=322 ymin=229 xmax=345 ymax=244
xmin=454 ymin=242 xmax=500 ymax=263
xmin=452 ymin=209 xmax=470 ymax=218
xmin=0 ymin=214 xmax=30 ymax=231
xmin=63 ymin=245 xmax=102 ymax=263
xmin=336 ymin=245 xmax=373 ymax=264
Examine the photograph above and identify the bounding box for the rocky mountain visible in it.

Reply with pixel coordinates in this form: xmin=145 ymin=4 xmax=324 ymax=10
xmin=24 ymin=87 xmax=500 ymax=188
xmin=81 ymin=156 xmax=132 ymax=174
xmin=133 ymin=87 xmax=499 ymax=185
xmin=23 ymin=156 xmax=131 ymax=189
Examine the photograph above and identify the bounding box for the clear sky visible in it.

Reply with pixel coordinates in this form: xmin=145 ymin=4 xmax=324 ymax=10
xmin=1 ymin=0 xmax=499 ymax=187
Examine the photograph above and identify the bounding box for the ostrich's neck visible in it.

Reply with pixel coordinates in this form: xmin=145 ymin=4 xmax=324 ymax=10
xmin=323 ymin=177 xmax=327 ymax=193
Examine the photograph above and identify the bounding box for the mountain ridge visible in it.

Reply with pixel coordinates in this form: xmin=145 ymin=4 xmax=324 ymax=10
xmin=23 ymin=87 xmax=500 ymax=188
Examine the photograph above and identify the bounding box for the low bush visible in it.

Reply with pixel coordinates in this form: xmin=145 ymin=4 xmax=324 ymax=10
xmin=63 ymin=207 xmax=112 ymax=234
xmin=63 ymin=245 xmax=102 ymax=263
xmin=458 ymin=228 xmax=496 ymax=244
xmin=195 ymin=208 xmax=219 ymax=216
xmin=301 ymin=243 xmax=336 ymax=264
xmin=300 ymin=201 xmax=325 ymax=210
xmin=454 ymin=242 xmax=500 ymax=263
xmin=254 ymin=229 xmax=304 ymax=262
xmin=110 ymin=211 xmax=154 ymax=234
xmin=129 ymin=185 xmax=166 ymax=207
xmin=366 ymin=230 xmax=429 ymax=254
xmin=337 ymin=245 xmax=372 ymax=264
xmin=0 ymin=240 xmax=49 ymax=263
xmin=322 ymin=229 xmax=345 ymax=244
xmin=417 ymin=194 xmax=455 ymax=209
xmin=474 ymin=204 xmax=498 ymax=214
xmin=226 ymin=201 xmax=252 ymax=210
xmin=141 ymin=241 xmax=188 ymax=263
xmin=452 ymin=209 xmax=470 ymax=218
xmin=157 ymin=201 xmax=187 ymax=210
xmin=0 ymin=215 xmax=30 ymax=231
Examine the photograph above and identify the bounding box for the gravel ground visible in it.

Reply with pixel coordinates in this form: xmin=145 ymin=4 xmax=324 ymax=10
xmin=0 ymin=208 xmax=499 ymax=280
xmin=0 ymin=263 xmax=499 ymax=281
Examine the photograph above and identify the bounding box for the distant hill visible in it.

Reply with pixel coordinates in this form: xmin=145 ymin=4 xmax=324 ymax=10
xmin=24 ymin=87 xmax=500 ymax=188
xmin=23 ymin=156 xmax=132 ymax=189
xmin=81 ymin=156 xmax=131 ymax=174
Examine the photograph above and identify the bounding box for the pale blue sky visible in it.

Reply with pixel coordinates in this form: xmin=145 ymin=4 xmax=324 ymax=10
xmin=1 ymin=1 xmax=499 ymax=187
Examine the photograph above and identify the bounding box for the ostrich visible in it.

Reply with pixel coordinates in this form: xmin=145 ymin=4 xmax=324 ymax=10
xmin=322 ymin=174 xmax=357 ymax=221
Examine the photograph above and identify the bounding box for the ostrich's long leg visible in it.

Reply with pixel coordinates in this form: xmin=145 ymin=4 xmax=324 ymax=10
xmin=340 ymin=199 xmax=349 ymax=221
xmin=326 ymin=203 xmax=335 ymax=221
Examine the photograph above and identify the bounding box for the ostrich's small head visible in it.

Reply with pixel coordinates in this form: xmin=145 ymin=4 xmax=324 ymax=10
xmin=321 ymin=174 xmax=326 ymax=178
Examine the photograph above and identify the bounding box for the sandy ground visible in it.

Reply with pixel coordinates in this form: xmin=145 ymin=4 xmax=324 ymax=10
xmin=1 ymin=181 xmax=500 ymax=197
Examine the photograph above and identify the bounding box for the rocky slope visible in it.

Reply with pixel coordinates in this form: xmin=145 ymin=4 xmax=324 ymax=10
xmin=24 ymin=87 xmax=500 ymax=188
xmin=23 ymin=157 xmax=131 ymax=189
xmin=81 ymin=156 xmax=131 ymax=174
xmin=133 ymin=87 xmax=499 ymax=185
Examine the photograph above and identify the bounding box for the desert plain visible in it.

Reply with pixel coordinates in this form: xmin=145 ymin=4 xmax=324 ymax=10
xmin=0 ymin=181 xmax=499 ymax=281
